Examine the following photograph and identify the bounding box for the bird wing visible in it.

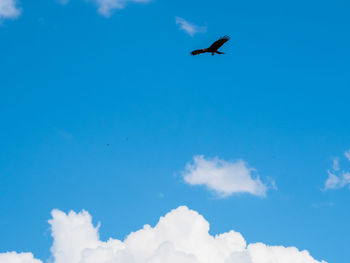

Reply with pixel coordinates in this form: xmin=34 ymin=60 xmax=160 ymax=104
xmin=191 ymin=49 xmax=206 ymax=55
xmin=208 ymin=36 xmax=230 ymax=50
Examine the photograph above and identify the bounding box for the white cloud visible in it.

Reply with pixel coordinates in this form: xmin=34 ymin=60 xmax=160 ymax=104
xmin=0 ymin=206 xmax=326 ymax=263
xmin=0 ymin=0 xmax=21 ymax=21
xmin=49 ymin=210 xmax=102 ymax=263
xmin=331 ymin=158 xmax=340 ymax=171
xmin=345 ymin=149 xmax=350 ymax=161
xmin=324 ymin=153 xmax=350 ymax=190
xmin=0 ymin=252 xmax=42 ymax=263
xmin=89 ymin=0 xmax=151 ymax=17
xmin=324 ymin=170 xmax=350 ymax=190
xmin=175 ymin=17 xmax=206 ymax=36
xmin=182 ymin=155 xmax=270 ymax=197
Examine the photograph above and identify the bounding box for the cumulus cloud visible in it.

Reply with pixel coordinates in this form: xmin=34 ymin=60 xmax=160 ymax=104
xmin=0 ymin=0 xmax=21 ymax=21
xmin=0 ymin=252 xmax=42 ymax=263
xmin=89 ymin=0 xmax=151 ymax=17
xmin=324 ymin=154 xmax=350 ymax=190
xmin=175 ymin=17 xmax=206 ymax=36
xmin=0 ymin=206 xmax=326 ymax=263
xmin=182 ymin=155 xmax=270 ymax=197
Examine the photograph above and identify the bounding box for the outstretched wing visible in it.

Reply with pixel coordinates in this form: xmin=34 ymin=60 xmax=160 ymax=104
xmin=191 ymin=49 xmax=206 ymax=56
xmin=208 ymin=36 xmax=230 ymax=51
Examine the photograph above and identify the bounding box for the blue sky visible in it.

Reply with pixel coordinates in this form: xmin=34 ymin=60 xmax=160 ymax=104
xmin=1 ymin=0 xmax=350 ymax=262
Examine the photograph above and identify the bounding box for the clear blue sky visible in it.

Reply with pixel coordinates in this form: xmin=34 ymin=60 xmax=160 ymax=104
xmin=1 ymin=0 xmax=350 ymax=262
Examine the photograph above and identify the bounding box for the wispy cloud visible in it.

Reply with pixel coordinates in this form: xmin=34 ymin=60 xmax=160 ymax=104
xmin=182 ymin=155 xmax=272 ymax=197
xmin=311 ymin=201 xmax=334 ymax=209
xmin=0 ymin=0 xmax=21 ymax=21
xmin=325 ymin=170 xmax=350 ymax=190
xmin=175 ymin=17 xmax=206 ymax=36
xmin=90 ymin=0 xmax=151 ymax=17
xmin=324 ymin=154 xmax=350 ymax=190
xmin=56 ymin=0 xmax=70 ymax=5
xmin=332 ymin=157 xmax=340 ymax=171
xmin=0 ymin=206 xmax=327 ymax=263
xmin=345 ymin=149 xmax=350 ymax=161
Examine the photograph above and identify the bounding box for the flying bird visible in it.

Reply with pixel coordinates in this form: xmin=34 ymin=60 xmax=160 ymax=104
xmin=191 ymin=36 xmax=230 ymax=56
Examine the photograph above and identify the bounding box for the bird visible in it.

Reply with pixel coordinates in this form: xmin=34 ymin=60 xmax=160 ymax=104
xmin=191 ymin=36 xmax=230 ymax=56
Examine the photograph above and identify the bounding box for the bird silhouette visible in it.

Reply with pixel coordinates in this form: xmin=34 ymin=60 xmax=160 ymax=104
xmin=191 ymin=36 xmax=230 ymax=56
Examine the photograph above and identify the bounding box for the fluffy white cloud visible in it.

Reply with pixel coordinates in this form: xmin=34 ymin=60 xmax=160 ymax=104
xmin=49 ymin=209 xmax=102 ymax=263
xmin=89 ymin=0 xmax=151 ymax=17
xmin=175 ymin=17 xmax=206 ymax=36
xmin=0 ymin=0 xmax=21 ymax=21
xmin=0 ymin=252 xmax=42 ymax=263
xmin=324 ymin=154 xmax=350 ymax=190
xmin=182 ymin=155 xmax=269 ymax=197
xmin=0 ymin=206 xmax=326 ymax=263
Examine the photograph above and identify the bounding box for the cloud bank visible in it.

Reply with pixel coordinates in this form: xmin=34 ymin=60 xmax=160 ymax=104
xmin=175 ymin=17 xmax=206 ymax=36
xmin=0 ymin=0 xmax=21 ymax=21
xmin=324 ymin=153 xmax=350 ymax=190
xmin=0 ymin=206 xmax=326 ymax=263
xmin=182 ymin=155 xmax=270 ymax=197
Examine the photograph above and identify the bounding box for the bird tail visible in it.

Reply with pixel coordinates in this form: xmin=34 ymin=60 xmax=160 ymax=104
xmin=191 ymin=49 xmax=205 ymax=56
